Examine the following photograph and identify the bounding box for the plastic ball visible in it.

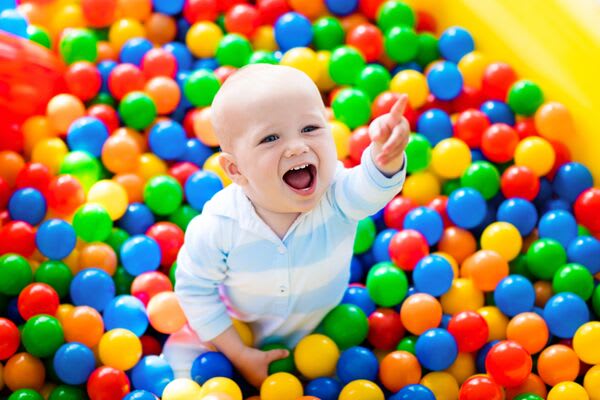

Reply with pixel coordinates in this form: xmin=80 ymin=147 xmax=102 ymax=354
xmin=103 ymin=295 xmax=148 ymax=337
xmin=482 ymin=62 xmax=517 ymax=100
xmin=501 ymin=165 xmax=540 ymax=201
xmin=184 ymin=171 xmax=223 ymax=212
xmin=575 ymin=188 xmax=600 ymax=233
xmin=568 ymin=236 xmax=600 ymax=275
xmin=547 ymin=382 xmax=589 ymax=400
xmin=440 ymin=278 xmax=484 ymax=315
xmin=497 ymin=198 xmax=538 ymax=236
xmin=147 ymin=291 xmax=186 ymax=334
xmin=420 ymin=372 xmax=459 ymax=400
xmin=184 ymin=69 xmax=221 ymax=107
xmin=527 ymin=238 xmax=567 ymax=280
xmin=507 ymin=80 xmax=544 ymax=116
xmin=186 ymin=21 xmax=222 ymax=58
xmin=553 ymin=263 xmax=594 ymax=300
xmin=390 ymin=70 xmax=429 ymax=109
xmin=329 ymin=46 xmax=366 ymax=86
xmin=72 ymin=203 xmax=113 ymax=242
xmin=35 ymin=219 xmax=76 ymax=260
xmin=366 ymin=262 xmax=408 ymax=306
xmin=65 ymin=62 xmax=102 ymax=101
xmin=379 ymin=351 xmax=420 ymax=393
xmin=119 ymin=92 xmax=157 ymax=130
xmin=22 ymin=314 xmax=64 ymax=358
xmin=144 ymin=77 xmax=180 ymax=115
xmin=120 ymin=235 xmax=161 ymax=276
xmin=477 ymin=306 xmax=508 ymax=342
xmin=367 ymin=308 xmax=404 ymax=350
xmin=448 ymin=311 xmax=488 ymax=352
xmin=447 ymin=188 xmax=487 ymax=229
xmin=99 ymin=328 xmax=142 ymax=371
xmin=274 ymin=12 xmax=312 ymax=52
xmin=108 ymin=63 xmax=145 ymax=100
xmin=198 ymin=377 xmax=241 ymax=400
xmin=87 ymin=366 xmax=131 ymax=400
xmin=17 ymin=282 xmax=59 ymax=321
xmin=191 ymin=352 xmax=234 ymax=384
xmin=535 ymin=101 xmax=574 ymax=142
xmin=70 ymin=268 xmax=115 ymax=312
xmin=280 ymin=47 xmax=320 ymax=82
xmin=384 ymin=26 xmax=418 ymax=63
xmin=59 ymin=29 xmax=97 ymax=65
xmin=404 ymin=134 xmax=431 ymax=174
xmin=583 ymin=365 xmax=600 ymax=400
xmin=108 ymin=18 xmax=146 ymax=52
xmin=400 ymin=293 xmax=442 ymax=335
xmin=161 ymin=379 xmax=201 ymax=400
xmin=485 ymin=340 xmax=532 ymax=388
xmin=415 ymin=328 xmax=458 ymax=371
xmin=402 ymin=206 xmax=443 ymax=246
xmin=454 ymin=109 xmax=490 ymax=148
xmin=147 ymin=120 xmax=187 ymax=161
xmin=431 ymin=138 xmax=471 ymax=179
xmin=101 ymin=134 xmax=141 ymax=174
xmin=0 ymin=318 xmax=20 ymax=360
xmin=131 ymin=356 xmax=174 ymax=397
xmin=543 ymin=292 xmax=590 ymax=338
xmin=514 ymin=136 xmax=555 ymax=176
xmin=506 ymin=312 xmax=549 ymax=355
xmin=493 ymin=275 xmax=535 ymax=317
xmin=61 ymin=306 xmax=104 ymax=348
xmin=338 ymin=380 xmax=384 ymax=400
xmin=294 ymin=334 xmax=339 ymax=380
xmin=260 ymin=372 xmax=303 ymax=400
xmin=53 ymin=342 xmax=95 ymax=385
xmin=481 ymin=123 xmax=519 ymax=163
xmin=8 ymin=188 xmax=46 ymax=226
xmin=141 ymin=48 xmax=177 ymax=79
xmin=459 ymin=375 xmax=503 ymax=400
xmin=144 ymin=175 xmax=183 ymax=216
xmin=216 ymin=33 xmax=252 ymax=67
xmin=413 ymin=254 xmax=453 ymax=296
xmin=537 ymin=344 xmax=580 ymax=386
xmin=461 ymin=161 xmax=500 ymax=200
xmin=438 ymin=227 xmax=477 ymax=265
xmin=3 ymin=352 xmax=45 ymax=392
xmin=480 ymin=222 xmax=522 ymax=261
xmin=553 ymin=162 xmax=593 ymax=203
xmin=427 ymin=61 xmax=463 ymax=101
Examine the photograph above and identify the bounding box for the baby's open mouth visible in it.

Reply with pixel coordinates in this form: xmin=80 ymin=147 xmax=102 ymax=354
xmin=283 ymin=164 xmax=317 ymax=193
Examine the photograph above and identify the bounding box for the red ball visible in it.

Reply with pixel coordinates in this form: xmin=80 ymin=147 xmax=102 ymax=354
xmin=447 ymin=311 xmax=489 ymax=352
xmin=145 ymin=222 xmax=184 ymax=267
xmin=454 ymin=109 xmax=490 ymax=149
xmin=459 ymin=375 xmax=503 ymax=400
xmin=184 ymin=0 xmax=218 ymax=23
xmin=359 ymin=0 xmax=386 ymax=20
xmin=108 ymin=63 xmax=145 ymax=100
xmin=46 ymin=175 xmax=85 ymax=215
xmin=257 ymin=0 xmax=291 ymax=25
xmin=575 ymin=188 xmax=600 ymax=232
xmin=183 ymin=109 xmax=199 ymax=138
xmin=349 ymin=126 xmax=371 ymax=163
xmin=515 ymin=118 xmax=538 ymax=140
xmin=131 ymin=271 xmax=173 ymax=304
xmin=224 ymin=4 xmax=260 ymax=37
xmin=217 ymin=0 xmax=248 ymax=12
xmin=17 ymin=283 xmax=60 ymax=320
xmin=485 ymin=340 xmax=532 ymax=388
xmin=426 ymin=196 xmax=452 ymax=228
xmin=169 ymin=162 xmax=200 ymax=187
xmin=416 ymin=10 xmax=437 ymax=33
xmin=421 ymin=93 xmax=454 ymax=114
xmin=15 ymin=162 xmax=52 ymax=195
xmin=501 ymin=165 xmax=540 ymax=201
xmin=65 ymin=61 xmax=102 ymax=101
xmin=0 ymin=221 xmax=35 ymax=257
xmin=384 ymin=196 xmax=416 ymax=230
xmin=481 ymin=123 xmax=519 ymax=163
xmin=140 ymin=335 xmax=162 ymax=356
xmin=0 ymin=317 xmax=20 ymax=360
xmin=347 ymin=23 xmax=384 ymax=62
xmin=389 ymin=229 xmax=429 ymax=271
xmin=82 ymin=0 xmax=117 ymax=28
xmin=87 ymin=366 xmax=131 ymax=400
xmin=214 ymin=66 xmax=237 ymax=83
xmin=547 ymin=140 xmax=571 ymax=180
xmin=88 ymin=104 xmax=119 ymax=134
xmin=372 ymin=91 xmax=398 ymax=118
xmin=452 ymin=86 xmax=484 ymax=112
xmin=0 ymin=177 xmax=10 ymax=211
xmin=142 ymin=48 xmax=177 ymax=79
xmin=482 ymin=62 xmax=517 ymax=101
xmin=367 ymin=308 xmax=405 ymax=350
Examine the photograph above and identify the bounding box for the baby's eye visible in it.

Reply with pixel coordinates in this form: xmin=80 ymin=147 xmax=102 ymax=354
xmin=301 ymin=125 xmax=319 ymax=133
xmin=260 ymin=134 xmax=279 ymax=144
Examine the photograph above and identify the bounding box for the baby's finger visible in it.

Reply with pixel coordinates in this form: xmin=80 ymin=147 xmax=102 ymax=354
xmin=388 ymin=94 xmax=409 ymax=125
xmin=381 ymin=123 xmax=409 ymax=153
xmin=369 ymin=116 xmax=389 ymax=144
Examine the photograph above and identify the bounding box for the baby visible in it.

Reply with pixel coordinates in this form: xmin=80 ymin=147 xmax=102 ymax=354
xmin=174 ymin=64 xmax=409 ymax=388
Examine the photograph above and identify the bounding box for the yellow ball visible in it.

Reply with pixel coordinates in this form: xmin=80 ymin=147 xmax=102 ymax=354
xmin=162 ymin=379 xmax=202 ymax=400
xmin=280 ymin=47 xmax=320 ymax=83
xmin=203 ymin=153 xmax=232 ymax=187
xmin=477 ymin=306 xmax=508 ymax=342
xmin=87 ymin=180 xmax=129 ymax=220
xmin=109 ymin=18 xmax=146 ymax=52
xmin=23 ymin=116 xmax=56 ymax=157
xmin=137 ymin=153 xmax=168 ymax=181
xmin=480 ymin=221 xmax=522 ymax=261
xmin=584 ymin=365 xmax=600 ymax=400
xmin=232 ymin=319 xmax=253 ymax=348
xmin=51 ymin=4 xmax=86 ymax=36
xmin=252 ymin=25 xmax=276 ymax=51
xmin=338 ymin=380 xmax=384 ymax=400
xmin=420 ymin=372 xmax=459 ymax=400
xmin=431 ymin=138 xmax=472 ymax=179
xmin=294 ymin=334 xmax=339 ymax=380
xmin=440 ymin=278 xmax=484 ymax=315
xmin=330 ymin=120 xmax=351 ymax=160
xmin=457 ymin=51 xmax=489 ymax=89
xmin=186 ymin=22 xmax=223 ymax=58
xmin=547 ymin=381 xmax=590 ymax=400
xmin=573 ymin=321 xmax=600 ymax=365
xmin=402 ymin=171 xmax=441 ymax=205
xmin=32 ymin=138 xmax=68 ymax=174
xmin=98 ymin=328 xmax=142 ymax=371
xmin=445 ymin=352 xmax=475 ymax=385
xmin=315 ymin=50 xmax=336 ymax=92
xmin=390 ymin=70 xmax=429 ymax=109
xmin=199 ymin=378 xmax=242 ymax=400
xmin=260 ymin=372 xmax=303 ymax=400
xmin=514 ymin=136 xmax=556 ymax=177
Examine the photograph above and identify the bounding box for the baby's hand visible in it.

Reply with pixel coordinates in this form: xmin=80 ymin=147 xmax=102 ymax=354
xmin=368 ymin=94 xmax=410 ymax=176
xmin=233 ymin=346 xmax=289 ymax=389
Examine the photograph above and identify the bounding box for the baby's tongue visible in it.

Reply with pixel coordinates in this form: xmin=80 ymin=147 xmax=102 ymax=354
xmin=283 ymin=169 xmax=311 ymax=190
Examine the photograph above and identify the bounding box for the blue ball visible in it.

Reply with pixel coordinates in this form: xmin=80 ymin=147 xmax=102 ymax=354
xmin=426 ymin=61 xmax=463 ymax=101
xmin=117 ymin=203 xmax=156 ymax=236
xmin=0 ymin=9 xmax=28 ymax=38
xmin=191 ymin=351 xmax=234 ymax=384
xmin=415 ymin=328 xmax=458 ymax=371
xmin=496 ymin=198 xmax=538 ymax=236
xmin=70 ymin=268 xmax=115 ymax=312
xmin=103 ymin=295 xmax=149 ymax=337
xmin=305 ymin=377 xmax=343 ymax=400
xmin=568 ymin=236 xmax=600 ymax=275
xmin=325 ymin=0 xmax=358 ymax=16
xmin=0 ymin=0 xmax=16 ymax=13
xmin=176 ymin=18 xmax=190 ymax=43
xmin=193 ymin=57 xmax=219 ymax=71
xmin=153 ymin=0 xmax=184 ymax=15
xmin=66 ymin=117 xmax=109 ymax=157
xmin=447 ymin=188 xmax=487 ymax=229
xmin=180 ymin=139 xmax=213 ymax=167
xmin=123 ymin=390 xmax=159 ymax=400
xmin=372 ymin=229 xmax=396 ymax=263
xmin=349 ymin=256 xmax=365 ymax=284
xmin=543 ymin=292 xmax=590 ymax=338
xmin=470 ymin=148 xmax=486 ymax=162
xmin=403 ymin=206 xmax=444 ymax=245
xmin=120 ymin=38 xmax=153 ymax=66
xmin=480 ymin=100 xmax=515 ymax=125
xmin=98 ymin=60 xmax=117 ymax=93
xmin=494 ymin=275 xmax=535 ymax=317
xmin=336 ymin=346 xmax=378 ymax=384
xmin=184 ymin=171 xmax=223 ymax=211
xmin=438 ymin=27 xmax=474 ymax=63
xmin=416 ymin=109 xmax=453 ymax=146
xmin=274 ymin=12 xmax=313 ymax=52
xmin=120 ymin=235 xmax=161 ymax=276
xmin=341 ymin=286 xmax=376 ymax=317
xmin=8 ymin=188 xmax=46 ymax=226
xmin=53 ymin=343 xmax=96 ymax=385
xmin=476 ymin=340 xmax=499 ymax=373
xmin=163 ymin=42 xmax=193 ymax=72
xmin=413 ymin=255 xmax=454 ymax=297
xmin=148 ymin=120 xmax=187 ymax=160
xmin=552 ymin=162 xmax=594 ymax=203
xmin=131 ymin=355 xmax=174 ymax=397
xmin=35 ymin=219 xmax=76 ymax=260
xmin=538 ymin=209 xmax=578 ymax=248
xmin=390 ymin=384 xmax=436 ymax=400
xmin=534 ymin=177 xmax=553 ymax=209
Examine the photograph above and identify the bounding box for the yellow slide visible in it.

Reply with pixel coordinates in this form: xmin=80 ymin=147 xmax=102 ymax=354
xmin=408 ymin=0 xmax=600 ymax=182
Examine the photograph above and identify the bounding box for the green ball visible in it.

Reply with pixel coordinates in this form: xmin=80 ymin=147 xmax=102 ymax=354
xmin=442 ymin=179 xmax=461 ymax=196
xmin=72 ymin=203 xmax=113 ymax=242
xmin=59 ymin=151 xmax=101 ymax=191
xmin=592 ymin=285 xmax=600 ymax=318
xmin=113 ymin=266 xmax=135 ymax=295
xmin=507 ymin=80 xmax=544 ymax=116
xmin=354 ymin=217 xmax=376 ymax=254
xmin=169 ymin=261 xmax=177 ymax=287
xmin=460 ymin=161 xmax=500 ymax=200
xmin=27 ymin=25 xmax=51 ymax=49
xmin=332 ymin=88 xmax=371 ymax=129
xmin=216 ymin=34 xmax=252 ymax=67
xmin=355 ymin=64 xmax=391 ymax=101
xmin=59 ymin=29 xmax=97 ymax=64
xmin=313 ymin=17 xmax=345 ymax=51
xmin=169 ymin=205 xmax=200 ymax=231
xmin=552 ymin=263 xmax=594 ymax=300
xmin=526 ymin=238 xmax=567 ymax=280
xmin=405 ymin=133 xmax=431 ymax=173
xmin=22 ymin=315 xmax=64 ymax=358
xmin=0 ymin=254 xmax=32 ymax=296
xmin=119 ymin=92 xmax=157 ymax=130
xmin=261 ymin=343 xmax=295 ymax=374
xmin=416 ymin=33 xmax=439 ymax=67
xmin=144 ymin=175 xmax=183 ymax=216
xmin=184 ymin=69 xmax=221 ymax=107
xmin=329 ymin=46 xmax=366 ymax=85
xmin=384 ymin=26 xmax=419 ymax=63
xmin=514 ymin=395 xmax=543 ymax=400
xmin=377 ymin=1 xmax=415 ymax=32
xmin=89 ymin=92 xmax=116 ymax=107
xmin=366 ymin=262 xmax=408 ymax=307
xmin=106 ymin=228 xmax=130 ymax=256
xmin=8 ymin=389 xmax=44 ymax=400
xmin=509 ymin=255 xmax=533 ymax=280
xmin=49 ymin=385 xmax=87 ymax=400
xmin=34 ymin=261 xmax=72 ymax=299
xmin=249 ymin=50 xmax=279 ymax=65
xmin=321 ymin=304 xmax=369 ymax=350
xmin=397 ymin=336 xmax=417 ymax=355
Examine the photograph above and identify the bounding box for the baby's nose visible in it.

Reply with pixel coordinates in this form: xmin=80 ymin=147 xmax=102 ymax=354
xmin=284 ymin=141 xmax=309 ymax=157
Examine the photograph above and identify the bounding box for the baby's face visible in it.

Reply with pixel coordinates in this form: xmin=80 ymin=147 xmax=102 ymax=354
xmin=214 ymin=66 xmax=337 ymax=215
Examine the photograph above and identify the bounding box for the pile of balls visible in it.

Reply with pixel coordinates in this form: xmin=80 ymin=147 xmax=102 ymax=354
xmin=0 ymin=0 xmax=599 ymax=399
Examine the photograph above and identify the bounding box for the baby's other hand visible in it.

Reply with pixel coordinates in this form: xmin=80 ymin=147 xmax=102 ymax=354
xmin=234 ymin=346 xmax=289 ymax=389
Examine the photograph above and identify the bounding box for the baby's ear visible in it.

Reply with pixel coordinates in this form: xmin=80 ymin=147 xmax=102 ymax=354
xmin=218 ymin=152 xmax=247 ymax=185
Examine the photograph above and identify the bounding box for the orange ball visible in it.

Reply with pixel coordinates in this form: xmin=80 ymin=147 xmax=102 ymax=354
xmin=537 ymin=344 xmax=579 ymax=386
xmin=461 ymin=250 xmax=509 ymax=291
xmin=116 ymin=0 xmax=152 ymax=21
xmin=192 ymin=107 xmax=219 ymax=147
xmin=145 ymin=13 xmax=176 ymax=45
xmin=379 ymin=351 xmax=421 ymax=392
xmin=0 ymin=151 xmax=25 ymax=187
xmin=506 ymin=312 xmax=549 ymax=354
xmin=79 ymin=242 xmax=118 ymax=275
xmin=62 ymin=305 xmax=105 ymax=348
xmin=97 ymin=41 xmax=117 ymax=61
xmin=46 ymin=94 xmax=86 ymax=134
xmin=22 ymin=116 xmax=56 ymax=157
xmin=287 ymin=0 xmax=326 ymax=19
xmin=113 ymin=173 xmax=144 ymax=203
xmin=3 ymin=353 xmax=45 ymax=392
xmin=438 ymin=227 xmax=477 ymax=264
xmin=147 ymin=291 xmax=187 ymax=334
xmin=400 ymin=293 xmax=442 ymax=335
xmin=113 ymin=127 xmax=147 ymax=152
xmin=102 ymin=134 xmax=141 ymax=174
xmin=341 ymin=13 xmax=369 ymax=33
xmin=144 ymin=77 xmax=181 ymax=115
xmin=534 ymin=102 xmax=574 ymax=142
xmin=534 ymin=280 xmax=553 ymax=308
xmin=505 ymin=373 xmax=548 ymax=400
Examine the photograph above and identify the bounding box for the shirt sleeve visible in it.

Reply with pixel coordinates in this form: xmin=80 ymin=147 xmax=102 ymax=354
xmin=329 ymin=144 xmax=407 ymax=221
xmin=175 ymin=213 xmax=232 ymax=342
